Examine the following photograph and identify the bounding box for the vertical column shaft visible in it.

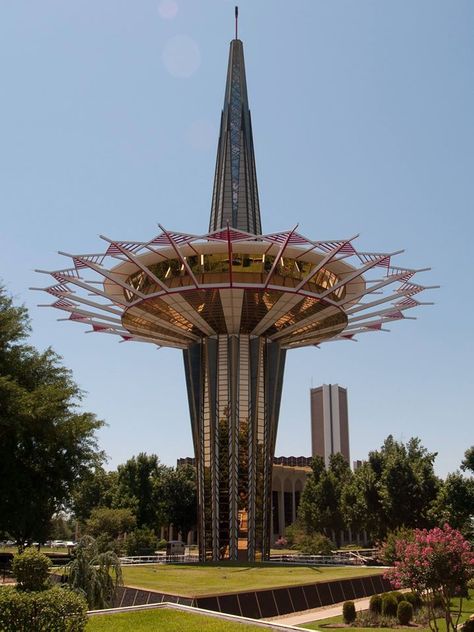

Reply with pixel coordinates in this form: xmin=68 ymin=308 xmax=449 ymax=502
xmin=183 ymin=335 xmax=285 ymax=561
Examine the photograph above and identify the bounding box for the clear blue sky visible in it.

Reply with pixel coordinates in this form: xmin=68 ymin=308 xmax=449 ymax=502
xmin=1 ymin=1 xmax=473 ymax=477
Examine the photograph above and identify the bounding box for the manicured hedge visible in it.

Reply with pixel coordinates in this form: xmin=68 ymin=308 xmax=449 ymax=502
xmin=12 ymin=550 xmax=51 ymax=592
xmin=369 ymin=594 xmax=382 ymax=614
xmin=397 ymin=600 xmax=414 ymax=625
xmin=0 ymin=586 xmax=87 ymax=632
xmin=381 ymin=593 xmax=398 ymax=618
xmin=343 ymin=600 xmax=356 ymax=623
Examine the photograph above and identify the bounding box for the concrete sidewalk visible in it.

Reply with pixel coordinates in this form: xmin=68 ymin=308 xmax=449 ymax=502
xmin=263 ymin=595 xmax=373 ymax=627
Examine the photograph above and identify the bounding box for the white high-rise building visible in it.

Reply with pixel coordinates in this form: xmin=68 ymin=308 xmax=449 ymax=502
xmin=310 ymin=384 xmax=350 ymax=466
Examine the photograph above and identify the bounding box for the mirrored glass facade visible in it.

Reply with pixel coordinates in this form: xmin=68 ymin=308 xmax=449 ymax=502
xmin=183 ymin=335 xmax=286 ymax=561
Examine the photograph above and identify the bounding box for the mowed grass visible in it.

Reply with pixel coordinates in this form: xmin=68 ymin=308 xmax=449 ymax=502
xmin=301 ymin=591 xmax=474 ymax=631
xmin=122 ymin=564 xmax=383 ymax=597
xmin=86 ymin=608 xmax=263 ymax=631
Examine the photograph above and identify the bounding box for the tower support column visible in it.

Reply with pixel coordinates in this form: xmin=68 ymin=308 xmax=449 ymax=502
xmin=183 ymin=335 xmax=285 ymax=561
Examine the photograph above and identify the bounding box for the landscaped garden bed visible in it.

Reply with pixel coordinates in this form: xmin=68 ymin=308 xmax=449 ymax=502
xmin=302 ymin=589 xmax=474 ymax=632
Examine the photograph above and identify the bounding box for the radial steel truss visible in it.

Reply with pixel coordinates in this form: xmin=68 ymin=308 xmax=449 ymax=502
xmin=33 ymin=227 xmax=435 ymax=349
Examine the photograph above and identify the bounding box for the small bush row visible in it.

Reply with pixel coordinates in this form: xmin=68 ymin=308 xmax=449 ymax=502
xmin=344 ymin=592 xmax=417 ymax=626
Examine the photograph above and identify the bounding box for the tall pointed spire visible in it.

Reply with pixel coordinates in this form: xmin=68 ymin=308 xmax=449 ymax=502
xmin=209 ymin=10 xmax=262 ymax=234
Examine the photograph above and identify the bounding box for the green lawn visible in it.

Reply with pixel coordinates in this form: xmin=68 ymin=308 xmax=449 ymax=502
xmin=122 ymin=564 xmax=383 ymax=597
xmin=0 ymin=546 xmax=69 ymax=556
xmin=301 ymin=591 xmax=474 ymax=631
xmin=86 ymin=608 xmax=263 ymax=631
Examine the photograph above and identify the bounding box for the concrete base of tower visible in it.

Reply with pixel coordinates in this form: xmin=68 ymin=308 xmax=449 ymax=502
xmin=183 ymin=334 xmax=286 ymax=562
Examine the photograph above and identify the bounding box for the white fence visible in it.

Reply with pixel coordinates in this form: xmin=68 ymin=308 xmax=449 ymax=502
xmin=119 ymin=554 xmax=199 ymax=565
xmin=269 ymin=549 xmax=378 ymax=566
xmin=119 ymin=549 xmax=378 ymax=566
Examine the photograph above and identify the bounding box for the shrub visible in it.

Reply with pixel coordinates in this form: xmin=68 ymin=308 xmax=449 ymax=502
xmin=379 ymin=527 xmax=415 ymax=565
xmin=12 ymin=549 xmax=52 ymax=591
xmin=0 ymin=586 xmax=87 ymax=632
xmin=404 ymin=591 xmax=422 ymax=611
xmin=369 ymin=594 xmax=382 ymax=614
xmin=343 ymin=600 xmax=356 ymax=624
xmin=397 ymin=600 xmax=414 ymax=625
xmin=67 ymin=535 xmax=122 ymax=609
xmin=391 ymin=591 xmax=404 ymax=603
xmin=125 ymin=527 xmax=157 ymax=556
xmin=358 ymin=610 xmax=379 ymax=627
xmin=382 ymin=593 xmax=398 ymax=617
xmin=298 ymin=533 xmax=334 ymax=555
xmin=156 ymin=539 xmax=167 ymax=551
xmin=94 ymin=533 xmax=122 ymax=556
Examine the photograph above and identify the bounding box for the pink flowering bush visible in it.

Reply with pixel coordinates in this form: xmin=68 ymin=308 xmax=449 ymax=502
xmin=384 ymin=524 xmax=474 ymax=632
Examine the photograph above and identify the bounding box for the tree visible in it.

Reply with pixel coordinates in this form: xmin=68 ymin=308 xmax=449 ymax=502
xmin=85 ymin=507 xmax=136 ymax=540
xmin=385 ymin=524 xmax=474 ymax=632
xmin=461 ymin=446 xmax=474 ymax=475
xmin=125 ymin=527 xmax=158 ymax=556
xmin=341 ymin=436 xmax=440 ymax=541
xmin=49 ymin=513 xmax=75 ymax=541
xmin=430 ymin=473 xmax=474 ymax=539
xmin=341 ymin=461 xmax=384 ymax=539
xmin=0 ymin=287 xmax=105 ymax=549
xmin=114 ymin=453 xmax=168 ymax=529
xmin=159 ymin=465 xmax=197 ymax=539
xmin=73 ymin=466 xmax=118 ymax=524
xmin=299 ymin=454 xmax=352 ymax=546
xmin=67 ymin=535 xmax=122 ymax=610
xmin=377 ymin=437 xmax=439 ymax=532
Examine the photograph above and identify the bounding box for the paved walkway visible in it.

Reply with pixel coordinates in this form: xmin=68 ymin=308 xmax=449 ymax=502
xmin=263 ymin=595 xmax=374 ymax=627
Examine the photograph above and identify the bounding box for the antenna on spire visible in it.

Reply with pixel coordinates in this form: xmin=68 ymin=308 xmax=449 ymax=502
xmin=235 ymin=6 xmax=238 ymax=40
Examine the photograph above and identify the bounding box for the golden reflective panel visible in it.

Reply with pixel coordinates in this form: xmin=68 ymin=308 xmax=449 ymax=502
xmin=272 ymin=296 xmax=326 ymax=331
xmin=124 ymin=253 xmax=345 ymax=301
xmin=183 ymin=289 xmax=227 ymax=334
xmin=279 ymin=310 xmax=347 ymax=343
xmin=126 ymin=299 xmax=200 ymax=334
xmin=121 ymin=287 xmax=347 ymax=347
xmin=240 ymin=290 xmax=282 ymax=333
xmin=120 ymin=312 xmax=192 ymax=344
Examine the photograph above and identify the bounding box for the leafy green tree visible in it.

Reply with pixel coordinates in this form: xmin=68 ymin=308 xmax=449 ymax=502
xmin=73 ymin=467 xmax=118 ymax=524
xmin=341 ymin=436 xmax=440 ymax=541
xmin=299 ymin=454 xmax=352 ymax=546
xmin=378 ymin=437 xmax=439 ymax=532
xmin=341 ymin=461 xmax=383 ymax=539
xmin=0 ymin=287 xmax=105 ymax=549
xmin=125 ymin=527 xmax=158 ymax=556
xmin=461 ymin=446 xmax=474 ymax=475
xmin=430 ymin=472 xmax=474 ymax=538
xmin=49 ymin=512 xmax=75 ymax=541
xmin=159 ymin=465 xmax=197 ymax=539
xmin=85 ymin=507 xmax=136 ymax=540
xmin=67 ymin=535 xmax=122 ymax=610
xmin=114 ymin=453 xmax=168 ymax=528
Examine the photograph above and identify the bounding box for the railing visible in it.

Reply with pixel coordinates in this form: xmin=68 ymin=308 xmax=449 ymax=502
xmin=119 ymin=554 xmax=199 ymax=565
xmin=269 ymin=549 xmax=379 ymax=566
xmin=119 ymin=549 xmax=379 ymax=566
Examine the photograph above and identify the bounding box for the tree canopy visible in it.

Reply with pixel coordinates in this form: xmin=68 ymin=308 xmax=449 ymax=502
xmin=0 ymin=286 xmax=104 ymax=547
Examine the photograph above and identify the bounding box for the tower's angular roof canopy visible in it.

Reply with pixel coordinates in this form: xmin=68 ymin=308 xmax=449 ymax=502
xmin=209 ymin=37 xmax=262 ymax=235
